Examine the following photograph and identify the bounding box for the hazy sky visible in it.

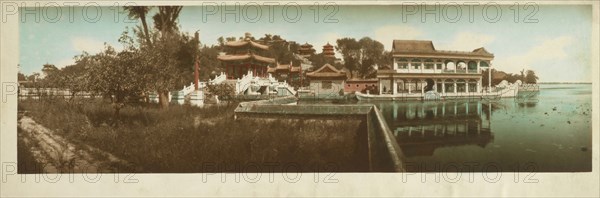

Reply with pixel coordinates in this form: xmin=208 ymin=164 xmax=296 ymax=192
xmin=20 ymin=4 xmax=593 ymax=82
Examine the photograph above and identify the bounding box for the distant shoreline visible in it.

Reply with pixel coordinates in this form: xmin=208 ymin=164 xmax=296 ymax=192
xmin=538 ymin=82 xmax=592 ymax=84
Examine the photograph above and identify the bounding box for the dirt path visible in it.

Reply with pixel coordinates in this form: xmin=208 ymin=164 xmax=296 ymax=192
xmin=18 ymin=116 xmax=136 ymax=173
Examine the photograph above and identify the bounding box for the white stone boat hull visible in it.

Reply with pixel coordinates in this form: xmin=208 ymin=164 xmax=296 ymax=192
xmin=355 ymin=87 xmax=519 ymax=101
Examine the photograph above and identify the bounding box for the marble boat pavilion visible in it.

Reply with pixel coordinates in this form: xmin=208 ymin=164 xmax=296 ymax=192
xmin=377 ymin=40 xmax=493 ymax=96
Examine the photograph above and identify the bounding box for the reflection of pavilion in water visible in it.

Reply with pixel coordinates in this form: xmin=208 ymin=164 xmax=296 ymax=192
xmin=380 ymin=101 xmax=494 ymax=157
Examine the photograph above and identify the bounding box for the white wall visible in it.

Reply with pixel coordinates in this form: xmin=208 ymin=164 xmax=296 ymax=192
xmin=309 ymin=79 xmax=345 ymax=97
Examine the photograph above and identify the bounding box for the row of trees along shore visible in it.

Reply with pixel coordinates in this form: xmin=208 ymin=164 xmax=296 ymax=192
xmin=482 ymin=69 xmax=539 ymax=86
xmin=20 ymin=6 xmax=195 ymax=118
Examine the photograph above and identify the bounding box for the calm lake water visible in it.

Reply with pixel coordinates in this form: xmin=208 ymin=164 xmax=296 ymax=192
xmin=360 ymin=84 xmax=592 ymax=172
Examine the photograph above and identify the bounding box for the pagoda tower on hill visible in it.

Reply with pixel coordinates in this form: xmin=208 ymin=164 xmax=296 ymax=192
xmin=322 ymin=42 xmax=335 ymax=58
xmin=298 ymin=42 xmax=315 ymax=57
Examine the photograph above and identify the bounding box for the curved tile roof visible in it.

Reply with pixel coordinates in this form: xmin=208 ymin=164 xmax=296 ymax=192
xmin=306 ymin=63 xmax=347 ymax=79
xmin=224 ymin=40 xmax=269 ymax=50
xmin=217 ymin=53 xmax=276 ymax=64
xmin=392 ymin=40 xmax=494 ymax=58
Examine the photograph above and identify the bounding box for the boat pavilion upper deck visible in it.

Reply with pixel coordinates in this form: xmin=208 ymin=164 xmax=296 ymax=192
xmin=389 ymin=40 xmax=494 ymax=75
xmin=375 ymin=40 xmax=495 ymax=96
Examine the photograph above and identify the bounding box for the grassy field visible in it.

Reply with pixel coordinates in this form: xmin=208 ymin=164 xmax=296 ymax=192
xmin=18 ymin=99 xmax=369 ymax=172
xmin=17 ymin=127 xmax=46 ymax=173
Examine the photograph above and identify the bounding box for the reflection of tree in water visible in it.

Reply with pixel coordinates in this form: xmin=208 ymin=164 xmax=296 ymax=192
xmin=515 ymin=90 xmax=540 ymax=108
xmin=383 ymin=101 xmax=497 ymax=157
xmin=517 ymin=102 xmax=537 ymax=108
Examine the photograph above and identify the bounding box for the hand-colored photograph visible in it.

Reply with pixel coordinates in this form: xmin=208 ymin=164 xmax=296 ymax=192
xmin=16 ymin=3 xmax=592 ymax=173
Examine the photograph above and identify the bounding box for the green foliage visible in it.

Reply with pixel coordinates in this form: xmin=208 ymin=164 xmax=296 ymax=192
xmin=84 ymin=45 xmax=147 ymax=105
xmin=336 ymin=38 xmax=360 ymax=78
xmin=123 ymin=6 xmax=153 ymax=46
xmin=198 ymin=45 xmax=222 ymax=81
xmin=525 ymin=70 xmax=539 ymax=84
xmin=336 ymin=37 xmax=386 ymax=79
xmin=18 ymin=72 xmax=27 ymax=81
xmin=152 ymin=6 xmax=183 ymax=36
xmin=206 ymin=83 xmax=235 ymax=101
xmin=308 ymin=53 xmax=335 ymax=71
xmin=483 ymin=68 xmax=540 ymax=86
xmin=54 ymin=63 xmax=87 ymax=98
xmin=141 ymin=32 xmax=194 ymax=92
xmin=41 ymin=63 xmax=59 ymax=77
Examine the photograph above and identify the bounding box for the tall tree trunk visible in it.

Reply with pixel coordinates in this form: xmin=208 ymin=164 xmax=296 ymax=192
xmin=69 ymin=92 xmax=76 ymax=103
xmin=140 ymin=12 xmax=152 ymax=47
xmin=112 ymin=97 xmax=123 ymax=127
xmin=158 ymin=90 xmax=169 ymax=109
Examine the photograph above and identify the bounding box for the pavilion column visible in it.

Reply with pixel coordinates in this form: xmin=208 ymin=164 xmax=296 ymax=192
xmin=421 ymin=80 xmax=425 ymax=95
xmin=441 ymin=80 xmax=446 ymax=94
xmin=420 ymin=62 xmax=424 ymax=73
xmin=454 ymin=61 xmax=457 ymax=73
xmin=442 ymin=62 xmax=446 ymax=72
xmin=393 ymin=102 xmax=398 ymax=119
xmin=407 ymin=62 xmax=411 ymax=73
xmin=453 ymin=80 xmax=457 ymax=93
xmin=442 ymin=102 xmax=446 ymax=115
xmin=488 ymin=63 xmax=492 ymax=92
xmin=408 ymin=80 xmax=412 ymax=94
xmin=477 ymin=78 xmax=482 ymax=93
xmin=379 ymin=80 xmax=383 ymax=95
xmin=415 ymin=81 xmax=419 ymax=93
xmin=454 ymin=103 xmax=457 ymax=115
xmin=465 ymin=80 xmax=469 ymax=93
xmin=392 ymin=78 xmax=397 ymax=95
xmin=477 ymin=61 xmax=481 ymax=74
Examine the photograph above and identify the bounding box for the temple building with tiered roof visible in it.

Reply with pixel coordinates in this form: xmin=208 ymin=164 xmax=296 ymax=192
xmin=217 ymin=33 xmax=276 ymax=79
xmin=267 ymin=62 xmax=303 ymax=82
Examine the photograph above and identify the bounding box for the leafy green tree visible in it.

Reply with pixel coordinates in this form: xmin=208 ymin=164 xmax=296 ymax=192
xmin=525 ymin=70 xmax=539 ymax=84
xmin=206 ymin=83 xmax=235 ymax=104
xmin=336 ymin=37 xmax=386 ymax=78
xmin=198 ymin=45 xmax=222 ymax=81
xmin=308 ymin=53 xmax=334 ymax=71
xmin=336 ymin=38 xmax=360 ymax=78
xmin=152 ymin=6 xmax=182 ymax=36
xmin=217 ymin=36 xmax=225 ymax=47
xmin=226 ymin=37 xmax=237 ymax=42
xmin=141 ymin=33 xmax=191 ymax=109
xmin=28 ymin=73 xmax=39 ymax=83
xmin=41 ymin=63 xmax=58 ymax=76
xmin=145 ymin=6 xmax=184 ymax=109
xmin=55 ymin=61 xmax=87 ymax=102
xmin=342 ymin=55 xmax=359 ymax=78
xmin=18 ymin=72 xmax=27 ymax=81
xmin=84 ymin=45 xmax=147 ymax=123
xmin=357 ymin=37 xmax=384 ymax=78
xmin=259 ymin=34 xmax=295 ymax=64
